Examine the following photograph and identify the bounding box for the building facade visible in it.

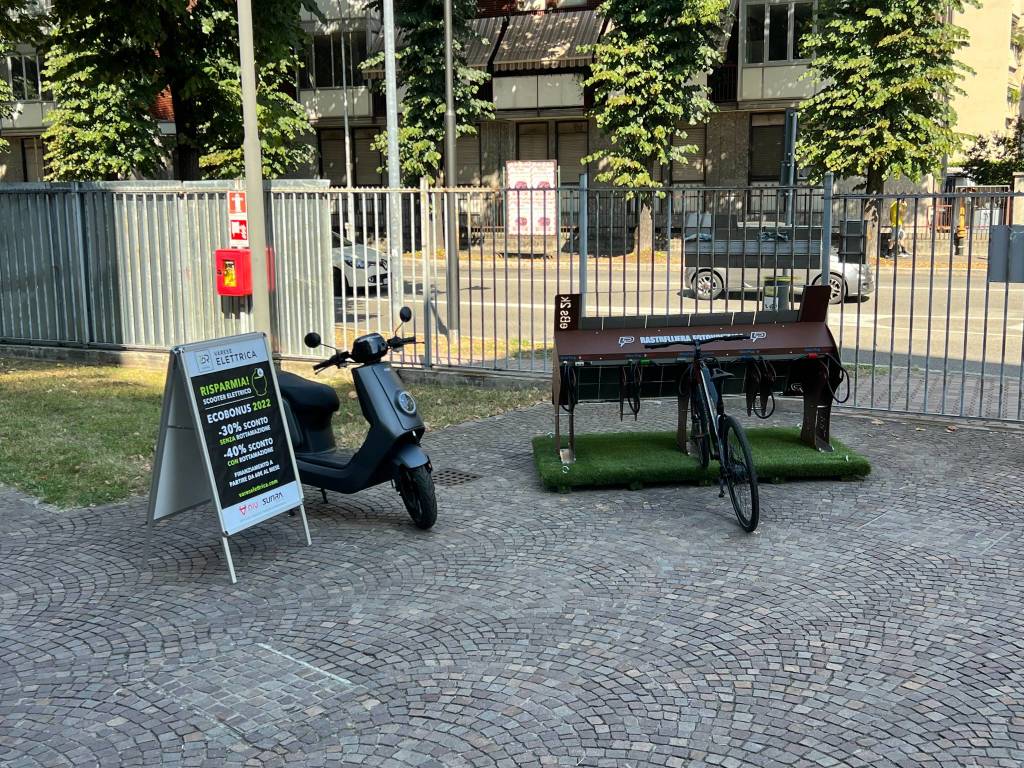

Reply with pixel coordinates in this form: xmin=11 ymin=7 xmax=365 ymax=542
xmin=2 ymin=0 xmax=1022 ymax=185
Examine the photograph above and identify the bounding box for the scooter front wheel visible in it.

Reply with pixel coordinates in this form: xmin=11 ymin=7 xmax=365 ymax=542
xmin=397 ymin=465 xmax=437 ymax=530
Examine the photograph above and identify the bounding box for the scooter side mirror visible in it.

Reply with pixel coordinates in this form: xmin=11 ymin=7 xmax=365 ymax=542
xmin=399 ymin=306 xmax=412 ymax=323
xmin=303 ymin=332 xmax=322 ymax=349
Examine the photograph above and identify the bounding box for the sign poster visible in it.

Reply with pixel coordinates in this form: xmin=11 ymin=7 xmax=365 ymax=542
xmin=228 ymin=191 xmax=249 ymax=247
xmin=505 ymin=160 xmax=558 ymax=240
xmin=148 ymin=332 xmax=309 ymax=583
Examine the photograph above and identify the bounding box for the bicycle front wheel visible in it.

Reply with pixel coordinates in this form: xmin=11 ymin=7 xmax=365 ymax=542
xmin=720 ymin=415 xmax=759 ymax=532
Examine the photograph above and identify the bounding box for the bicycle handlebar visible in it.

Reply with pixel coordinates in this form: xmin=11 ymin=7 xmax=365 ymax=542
xmin=645 ymin=333 xmax=753 ymax=349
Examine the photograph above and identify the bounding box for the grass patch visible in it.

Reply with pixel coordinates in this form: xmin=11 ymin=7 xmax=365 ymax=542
xmin=532 ymin=428 xmax=870 ymax=492
xmin=0 ymin=358 xmax=544 ymax=508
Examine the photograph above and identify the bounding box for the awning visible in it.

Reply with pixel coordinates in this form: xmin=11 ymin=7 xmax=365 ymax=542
xmin=466 ymin=16 xmax=503 ymax=70
xmin=364 ymin=16 xmax=503 ymax=78
xmin=492 ymin=10 xmax=605 ymax=73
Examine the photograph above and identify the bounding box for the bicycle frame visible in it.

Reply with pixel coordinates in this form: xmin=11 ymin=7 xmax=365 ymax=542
xmin=688 ymin=344 xmax=726 ymax=462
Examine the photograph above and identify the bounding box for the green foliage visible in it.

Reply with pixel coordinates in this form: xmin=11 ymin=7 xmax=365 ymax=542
xmin=42 ymin=16 xmax=166 ymax=181
xmin=44 ymin=0 xmax=315 ymax=180
xmin=583 ymin=0 xmax=730 ymax=188
xmin=797 ymin=0 xmax=975 ymax=192
xmin=194 ymin=3 xmax=315 ymax=178
xmin=365 ymin=0 xmax=493 ymax=184
xmin=0 ymin=0 xmax=46 ymax=156
xmin=961 ymin=119 xmax=1024 ymax=186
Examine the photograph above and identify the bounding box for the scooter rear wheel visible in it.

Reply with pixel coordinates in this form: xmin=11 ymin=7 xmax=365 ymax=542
xmin=397 ymin=465 xmax=437 ymax=530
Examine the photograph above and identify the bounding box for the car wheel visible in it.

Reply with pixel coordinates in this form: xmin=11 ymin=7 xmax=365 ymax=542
xmin=333 ymin=267 xmax=347 ymax=296
xmin=691 ymin=270 xmax=724 ymax=301
xmin=814 ymin=272 xmax=847 ymax=304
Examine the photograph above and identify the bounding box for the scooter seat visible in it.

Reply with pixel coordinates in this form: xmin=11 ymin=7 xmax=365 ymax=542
xmin=277 ymin=371 xmax=341 ymax=420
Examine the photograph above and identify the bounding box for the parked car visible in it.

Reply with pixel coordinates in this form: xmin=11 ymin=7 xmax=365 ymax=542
xmin=332 ymin=230 xmax=389 ymax=295
xmin=680 ymin=218 xmax=874 ymax=304
xmin=686 ymin=252 xmax=874 ymax=305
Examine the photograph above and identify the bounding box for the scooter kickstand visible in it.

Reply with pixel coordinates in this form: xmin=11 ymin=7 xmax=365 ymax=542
xmin=320 ymin=488 xmax=328 ymax=504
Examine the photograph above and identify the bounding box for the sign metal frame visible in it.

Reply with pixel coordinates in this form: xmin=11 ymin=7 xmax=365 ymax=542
xmin=147 ymin=332 xmax=310 ymax=583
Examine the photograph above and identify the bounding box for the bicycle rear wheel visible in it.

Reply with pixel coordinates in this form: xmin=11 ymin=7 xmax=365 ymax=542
xmin=720 ymin=415 xmax=759 ymax=532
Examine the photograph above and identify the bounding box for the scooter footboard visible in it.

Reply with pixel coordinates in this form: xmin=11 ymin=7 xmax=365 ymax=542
xmin=392 ymin=442 xmax=430 ymax=471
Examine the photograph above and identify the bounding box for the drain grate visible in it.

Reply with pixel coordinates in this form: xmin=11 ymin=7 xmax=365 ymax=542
xmin=432 ymin=468 xmax=482 ymax=487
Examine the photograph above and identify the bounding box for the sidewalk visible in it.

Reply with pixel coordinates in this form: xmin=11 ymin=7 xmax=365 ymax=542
xmin=2 ymin=403 xmax=1023 ymax=766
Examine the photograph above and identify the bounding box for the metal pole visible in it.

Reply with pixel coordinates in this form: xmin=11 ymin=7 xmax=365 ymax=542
xmin=821 ymin=171 xmax=833 ymax=291
xmin=443 ymin=0 xmax=460 ymax=333
xmin=339 ymin=15 xmax=356 ymax=247
xmin=382 ymin=0 xmax=403 ymax=323
xmin=579 ymin=172 xmax=588 ymax=315
xmin=236 ymin=0 xmax=273 ymax=347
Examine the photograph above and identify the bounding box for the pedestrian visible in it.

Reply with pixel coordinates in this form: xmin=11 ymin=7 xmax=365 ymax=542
xmin=887 ymin=198 xmax=909 ymax=258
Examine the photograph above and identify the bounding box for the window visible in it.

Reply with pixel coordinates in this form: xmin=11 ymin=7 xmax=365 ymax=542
xmin=671 ymin=124 xmax=707 ymax=183
xmin=746 ymin=4 xmax=765 ymax=64
xmin=5 ymin=53 xmax=44 ymax=101
xmin=557 ymin=121 xmax=588 ymax=180
xmin=744 ymin=2 xmax=813 ymax=65
xmin=749 ymin=113 xmax=785 ymax=182
xmin=517 ymin=123 xmax=549 ymax=161
xmin=793 ymin=2 xmax=813 ymax=60
xmin=768 ymin=5 xmax=788 ymax=61
xmin=302 ymin=27 xmax=368 ymax=89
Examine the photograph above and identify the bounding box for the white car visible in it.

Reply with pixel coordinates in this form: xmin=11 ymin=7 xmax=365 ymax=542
xmin=332 ymin=230 xmax=389 ymax=295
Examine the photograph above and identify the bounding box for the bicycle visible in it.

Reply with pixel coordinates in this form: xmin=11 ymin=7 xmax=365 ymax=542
xmin=645 ymin=333 xmax=760 ymax=532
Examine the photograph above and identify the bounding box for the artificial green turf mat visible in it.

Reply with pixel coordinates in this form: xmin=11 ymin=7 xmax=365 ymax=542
xmin=532 ymin=427 xmax=870 ymax=491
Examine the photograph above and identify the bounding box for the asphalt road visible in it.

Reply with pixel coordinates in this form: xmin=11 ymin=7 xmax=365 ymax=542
xmin=339 ymin=258 xmax=1024 ymax=378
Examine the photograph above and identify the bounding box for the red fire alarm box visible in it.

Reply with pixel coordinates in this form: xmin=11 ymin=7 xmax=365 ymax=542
xmin=216 ymin=248 xmax=252 ymax=297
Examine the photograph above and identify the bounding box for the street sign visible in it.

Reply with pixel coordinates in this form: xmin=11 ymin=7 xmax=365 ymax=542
xmin=147 ymin=332 xmax=310 ymax=582
xmin=506 ymin=160 xmax=558 ymax=239
xmin=228 ymin=191 xmax=249 ymax=248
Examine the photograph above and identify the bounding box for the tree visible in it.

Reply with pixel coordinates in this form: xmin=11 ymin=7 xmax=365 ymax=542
xmin=365 ymin=0 xmax=492 ymax=184
xmin=797 ymin=0 xmax=973 ymax=193
xmin=0 ymin=0 xmax=46 ymax=157
xmin=44 ymin=0 xmax=316 ymax=180
xmin=962 ymin=119 xmax=1024 ymax=187
xmin=584 ymin=0 xmax=730 ymax=252
xmin=43 ymin=16 xmax=166 ymax=180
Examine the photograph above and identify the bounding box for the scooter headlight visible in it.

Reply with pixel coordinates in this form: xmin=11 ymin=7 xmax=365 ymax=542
xmin=396 ymin=390 xmax=417 ymax=415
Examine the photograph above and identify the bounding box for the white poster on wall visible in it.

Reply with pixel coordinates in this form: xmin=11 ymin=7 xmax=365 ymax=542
xmin=505 ymin=160 xmax=558 ymax=241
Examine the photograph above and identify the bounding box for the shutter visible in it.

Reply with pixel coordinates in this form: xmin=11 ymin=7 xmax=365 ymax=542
xmin=750 ymin=113 xmax=785 ymax=182
xmin=672 ymin=124 xmax=706 ymax=183
xmin=23 ymin=137 xmax=44 ymax=182
xmin=456 ymin=132 xmax=481 ymax=185
xmin=0 ymin=139 xmax=25 ymax=182
xmin=319 ymin=130 xmax=348 ymax=186
xmin=353 ymin=129 xmax=383 ymax=186
xmin=518 ymin=123 xmax=549 ymax=161
xmin=557 ymin=122 xmax=588 ymax=182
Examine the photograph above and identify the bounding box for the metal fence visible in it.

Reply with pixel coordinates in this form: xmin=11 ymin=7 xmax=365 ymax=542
xmin=2 ymin=180 xmax=1022 ymax=423
xmin=0 ymin=181 xmax=334 ymax=357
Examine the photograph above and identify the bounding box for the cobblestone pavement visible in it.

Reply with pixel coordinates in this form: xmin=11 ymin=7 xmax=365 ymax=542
xmin=2 ymin=401 xmax=1024 ymax=767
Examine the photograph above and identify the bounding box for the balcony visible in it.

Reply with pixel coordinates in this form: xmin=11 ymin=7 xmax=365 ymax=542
xmin=709 ymin=63 xmax=738 ymax=103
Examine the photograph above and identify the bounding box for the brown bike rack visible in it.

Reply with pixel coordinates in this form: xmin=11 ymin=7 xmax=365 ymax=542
xmin=552 ymin=286 xmax=842 ymax=463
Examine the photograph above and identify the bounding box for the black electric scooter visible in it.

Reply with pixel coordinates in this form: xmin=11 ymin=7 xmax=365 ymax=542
xmin=277 ymin=307 xmax=437 ymax=529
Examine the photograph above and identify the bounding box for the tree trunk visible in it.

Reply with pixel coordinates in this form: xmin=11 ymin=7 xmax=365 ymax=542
xmin=159 ymin=11 xmax=202 ymax=181
xmin=864 ymin=167 xmax=884 ymax=262
xmin=169 ymin=84 xmax=202 ymax=181
xmin=635 ymin=197 xmax=655 ymax=256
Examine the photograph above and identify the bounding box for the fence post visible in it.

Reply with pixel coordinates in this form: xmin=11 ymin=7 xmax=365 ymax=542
xmin=579 ymin=172 xmax=588 ymax=315
xmin=419 ymin=177 xmax=433 ymax=369
xmin=821 ymin=172 xmax=834 ymax=292
xmin=71 ymin=183 xmax=93 ymax=345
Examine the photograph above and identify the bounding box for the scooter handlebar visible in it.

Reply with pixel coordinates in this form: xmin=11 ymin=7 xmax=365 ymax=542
xmin=312 ymin=351 xmax=349 ymax=372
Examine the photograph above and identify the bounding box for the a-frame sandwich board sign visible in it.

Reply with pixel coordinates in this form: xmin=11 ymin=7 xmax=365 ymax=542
xmin=147 ymin=332 xmax=310 ymax=583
